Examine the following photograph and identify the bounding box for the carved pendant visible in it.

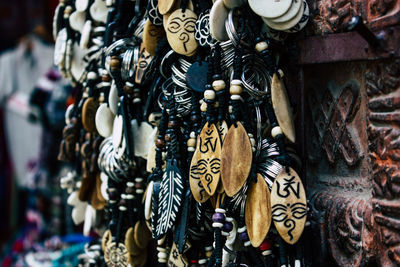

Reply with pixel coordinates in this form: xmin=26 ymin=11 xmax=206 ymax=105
xmin=217 ymin=120 xmax=228 ymax=142
xmin=271 ymin=167 xmax=307 ymax=244
xmin=135 ymin=44 xmax=153 ymax=84
xmin=271 ymin=73 xmax=296 ymax=143
xmin=167 ymin=241 xmax=190 ymax=267
xmin=189 ymin=148 xmax=211 ymax=203
xmin=82 ymin=97 xmax=98 ymax=133
xmin=158 ymin=0 xmax=176 ymax=15
xmin=143 ymin=19 xmax=165 ymax=56
xmin=134 ymin=220 xmax=152 ymax=249
xmin=220 ymin=122 xmax=252 ymax=197
xmin=194 ymin=122 xmax=221 ymax=196
xmin=156 ymin=159 xmax=184 ymax=237
xmin=104 ymin=242 xmax=129 ymax=267
xmin=166 ymin=8 xmax=198 ymax=56
xmin=102 ymin=229 xmax=112 ymax=252
xmin=195 ymin=10 xmax=213 ymax=47
xmin=245 ymin=174 xmax=272 ymax=247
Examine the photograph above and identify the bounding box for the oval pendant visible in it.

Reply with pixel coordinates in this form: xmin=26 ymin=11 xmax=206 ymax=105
xmin=270 ymin=0 xmax=302 ymax=23
xmin=262 ymin=0 xmax=304 ymax=31
xmin=210 ymin=0 xmax=229 ymax=41
xmin=271 ymin=167 xmax=307 ymax=244
xmin=166 ymin=9 xmax=198 ymax=56
xmin=220 ymin=122 xmax=252 ymax=197
xmin=143 ymin=19 xmax=165 ymax=56
xmin=95 ymin=103 xmax=115 ymax=138
xmin=194 ymin=122 xmax=222 ymax=196
xmin=189 ymin=148 xmax=211 ymax=203
xmin=248 ymin=0 xmax=292 ymax=19
xmin=245 ymin=174 xmax=272 ymax=247
xmin=271 ymin=73 xmax=296 ymax=143
xmin=134 ymin=220 xmax=152 ymax=249
xmin=125 ymin=227 xmax=140 ymax=256
xmin=158 ymin=0 xmax=176 ymax=15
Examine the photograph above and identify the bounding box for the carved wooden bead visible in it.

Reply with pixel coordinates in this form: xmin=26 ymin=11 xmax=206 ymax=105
xmin=188 ymin=147 xmax=195 ymax=152
xmin=187 ymin=138 xmax=196 ymax=147
xmin=230 ymin=84 xmax=242 ymax=95
xmin=110 ymin=56 xmax=120 ymax=69
xmin=212 ymin=80 xmax=226 ymax=91
xmin=277 ymin=69 xmax=284 ymax=78
xmin=255 ymin=41 xmax=268 ymax=52
xmin=168 ymin=120 xmax=179 ymax=128
xmin=231 ymin=79 xmax=242 ymax=86
xmin=156 ymin=138 xmax=166 ymax=148
xmin=204 ymin=89 xmax=216 ymax=100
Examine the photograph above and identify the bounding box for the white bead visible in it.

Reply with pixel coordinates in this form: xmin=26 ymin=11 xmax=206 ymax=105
xmin=278 ymin=69 xmax=284 ymax=78
xmin=222 ymin=231 xmax=229 ymax=236
xmin=136 ymin=189 xmax=144 ymax=194
xmin=119 ymin=206 xmax=127 ymax=211
xmin=262 ymin=250 xmax=272 ymax=256
xmin=126 ymin=182 xmax=134 ymax=187
xmin=230 ymin=95 xmax=241 ymax=101
xmin=188 ymin=147 xmax=195 ymax=152
xmin=248 ymin=133 xmax=253 ymax=138
xmin=159 ymin=258 xmax=167 ymax=263
xmin=133 ymin=98 xmax=141 ymax=103
xmin=126 ymin=81 xmax=134 ymax=87
xmin=271 ymin=126 xmax=283 ymax=138
xmin=87 ymin=71 xmax=97 ymax=80
xmin=231 ymin=79 xmax=242 ymax=86
xmin=244 ymin=241 xmax=251 ymax=247
xmin=212 ymin=222 xmax=223 ymax=228
xmin=135 ymin=178 xmax=143 ymax=183
xmin=252 ymin=147 xmax=256 ymax=153
xmin=250 ymin=138 xmax=256 ymax=147
xmin=205 ymin=246 xmax=213 ymax=251
xmin=255 ymin=41 xmax=268 ymax=52
xmin=238 ymin=226 xmax=247 ymax=233
xmin=215 ymin=208 xmax=226 ymax=213
xmin=295 ymin=259 xmax=301 ymax=267
xmin=199 ymin=259 xmax=207 ymax=264
xmin=204 ymin=89 xmax=216 ymax=100
xmin=190 ymin=131 xmax=196 ymax=138
xmin=101 ymin=81 xmax=111 ymax=87
xmin=212 ymin=80 xmax=226 ymax=91
xmin=225 ymin=217 xmax=233 ymax=222
xmin=109 ymin=200 xmax=116 ymax=204
xmin=157 ymin=246 xmax=167 ymax=252
xmin=126 ymin=194 xmax=134 ymax=199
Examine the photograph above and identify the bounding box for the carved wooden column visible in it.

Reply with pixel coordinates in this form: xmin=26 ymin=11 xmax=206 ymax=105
xmin=296 ymin=1 xmax=400 ymax=266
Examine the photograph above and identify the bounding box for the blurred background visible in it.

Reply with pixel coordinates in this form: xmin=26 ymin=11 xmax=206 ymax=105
xmin=0 ymin=1 xmax=89 ymax=266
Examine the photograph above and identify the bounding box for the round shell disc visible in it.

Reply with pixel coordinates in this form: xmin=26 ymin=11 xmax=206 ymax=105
xmin=166 ymin=9 xmax=198 ymax=56
xmin=220 ymin=122 xmax=252 ymax=197
xmin=210 ymin=0 xmax=229 ymax=41
xmin=190 ymin=148 xmax=211 ymax=203
xmin=90 ymin=0 xmax=108 ymax=23
xmin=69 ymin=11 xmax=86 ymax=32
xmin=271 ymin=73 xmax=295 ymax=143
xmin=249 ymin=0 xmax=293 ymax=19
xmin=104 ymin=242 xmax=129 ymax=267
xmin=95 ymin=103 xmax=115 ymax=138
xmin=245 ymin=174 xmax=272 ymax=247
xmin=271 ymin=167 xmax=307 ymax=244
xmin=270 ymin=0 xmax=302 ymax=23
xmin=284 ymin=1 xmax=309 ymax=33
xmin=82 ymin=97 xmax=98 ymax=133
xmin=263 ymin=0 xmax=304 ymax=31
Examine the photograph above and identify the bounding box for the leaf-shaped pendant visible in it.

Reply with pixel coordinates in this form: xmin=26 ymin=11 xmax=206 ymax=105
xmin=217 ymin=120 xmax=228 ymax=142
xmin=194 ymin=122 xmax=221 ymax=196
xmin=156 ymin=159 xmax=184 ymax=237
xmin=271 ymin=73 xmax=295 ymax=143
xmin=271 ymin=167 xmax=307 ymax=244
xmin=125 ymin=227 xmax=140 ymax=256
xmin=245 ymin=174 xmax=272 ymax=247
xmin=189 ymin=148 xmax=210 ymax=203
xmin=220 ymin=122 xmax=252 ymax=197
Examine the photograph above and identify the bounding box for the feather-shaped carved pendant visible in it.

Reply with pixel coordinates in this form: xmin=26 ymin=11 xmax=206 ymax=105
xmin=156 ymin=159 xmax=184 ymax=237
xmin=271 ymin=73 xmax=295 ymax=143
xmin=271 ymin=167 xmax=307 ymax=244
xmin=220 ymin=122 xmax=252 ymax=197
xmin=245 ymin=174 xmax=272 ymax=247
xmin=193 ymin=122 xmax=221 ymax=196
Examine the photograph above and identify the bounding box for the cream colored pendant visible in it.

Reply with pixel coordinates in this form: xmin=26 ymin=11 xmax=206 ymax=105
xmin=210 ymin=0 xmax=229 ymax=41
xmin=271 ymin=72 xmax=295 ymax=143
xmin=245 ymin=174 xmax=272 ymax=247
xmin=131 ymin=120 xmax=154 ymax=159
xmin=193 ymin=122 xmax=222 ymax=196
xmin=166 ymin=8 xmax=198 ymax=56
xmin=143 ymin=19 xmax=165 ymax=56
xmin=112 ymin=115 xmax=123 ymax=150
xmin=271 ymin=167 xmax=307 ymax=244
xmin=125 ymin=227 xmax=139 ymax=256
xmin=83 ymin=204 xmax=95 ymax=236
xmin=189 ymin=148 xmax=211 ymax=203
xmin=270 ymin=0 xmax=302 ymax=23
xmin=90 ymin=0 xmax=108 ymax=23
xmin=95 ymin=103 xmax=115 ymax=138
xmin=220 ymin=122 xmax=252 ymax=197
xmin=263 ymin=0 xmax=304 ymax=31
xmin=69 ymin=11 xmax=86 ymax=32
xmin=71 ymin=43 xmax=87 ymax=81
xmin=144 ymin=181 xmax=153 ymax=220
xmin=104 ymin=242 xmax=129 ymax=267
xmin=167 ymin=242 xmax=189 ymax=267
xmin=249 ymin=0 xmax=292 ymax=19
xmin=158 ymin=0 xmax=176 ymax=15
xmin=134 ymin=220 xmax=152 ymax=249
